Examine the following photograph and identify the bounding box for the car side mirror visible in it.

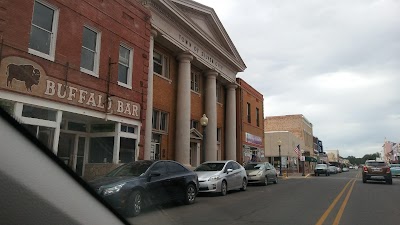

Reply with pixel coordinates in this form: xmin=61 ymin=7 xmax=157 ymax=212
xmin=227 ymin=168 xmax=233 ymax=173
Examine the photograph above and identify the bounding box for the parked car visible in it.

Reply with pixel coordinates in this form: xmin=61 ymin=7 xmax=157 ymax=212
xmin=342 ymin=167 xmax=349 ymax=172
xmin=88 ymin=160 xmax=199 ymax=217
xmin=328 ymin=166 xmax=337 ymax=174
xmin=336 ymin=167 xmax=342 ymax=173
xmin=314 ymin=164 xmax=330 ymax=176
xmin=245 ymin=162 xmax=278 ymax=186
xmin=389 ymin=164 xmax=400 ymax=177
xmin=362 ymin=160 xmax=392 ymax=184
xmin=194 ymin=160 xmax=247 ymax=196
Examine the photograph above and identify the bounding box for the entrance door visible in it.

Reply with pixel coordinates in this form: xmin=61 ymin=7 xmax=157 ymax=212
xmin=58 ymin=133 xmax=86 ymax=176
xmin=190 ymin=142 xmax=198 ymax=167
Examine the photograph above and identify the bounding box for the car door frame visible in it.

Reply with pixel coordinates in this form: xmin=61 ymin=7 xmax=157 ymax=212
xmin=145 ymin=161 xmax=170 ymax=204
xmin=224 ymin=162 xmax=236 ymax=190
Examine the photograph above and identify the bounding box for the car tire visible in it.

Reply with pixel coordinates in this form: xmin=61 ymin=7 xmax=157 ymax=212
xmin=362 ymin=177 xmax=366 ymax=183
xmin=263 ymin=176 xmax=268 ymax=186
xmin=240 ymin=178 xmax=247 ymax=191
xmin=184 ymin=184 xmax=196 ymax=205
xmin=386 ymin=179 xmax=393 ymax=185
xmin=220 ymin=180 xmax=227 ymax=196
xmin=126 ymin=190 xmax=142 ymax=217
xmin=325 ymin=173 xmax=328 ymax=176
xmin=273 ymin=175 xmax=278 ymax=184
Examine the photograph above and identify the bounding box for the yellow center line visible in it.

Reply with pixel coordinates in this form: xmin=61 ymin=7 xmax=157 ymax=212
xmin=314 ymin=179 xmax=354 ymax=225
xmin=332 ymin=178 xmax=357 ymax=225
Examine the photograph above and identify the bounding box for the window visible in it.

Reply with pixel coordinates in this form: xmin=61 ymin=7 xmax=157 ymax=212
xmin=89 ymin=137 xmax=114 ymax=163
xmin=216 ymin=82 xmax=222 ymax=103
xmin=29 ymin=0 xmax=59 ymax=60
xmin=166 ymin=161 xmax=186 ymax=173
xmin=247 ymin=102 xmax=251 ymax=123
xmin=232 ymin=162 xmax=241 ymax=170
xmin=118 ymin=44 xmax=133 ymax=88
xmin=121 ymin=125 xmax=135 ymax=133
xmin=80 ymin=26 xmax=100 ymax=76
xmin=217 ymin=128 xmax=221 ymax=143
xmin=153 ymin=51 xmax=169 ymax=78
xmin=149 ymin=162 xmax=167 ymax=175
xmin=256 ymin=107 xmax=260 ymax=127
xmin=152 ymin=109 xmax=168 ymax=132
xmin=191 ymin=72 xmax=200 ymax=92
xmin=119 ymin=138 xmax=135 ymax=163
xmin=191 ymin=120 xmax=199 ymax=130
xmin=22 ymin=105 xmax=57 ymax=121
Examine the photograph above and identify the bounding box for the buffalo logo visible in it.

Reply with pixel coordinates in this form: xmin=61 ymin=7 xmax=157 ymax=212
xmin=6 ymin=64 xmax=41 ymax=91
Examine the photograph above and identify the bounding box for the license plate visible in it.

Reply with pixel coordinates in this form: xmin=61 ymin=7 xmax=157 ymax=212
xmin=372 ymin=168 xmax=382 ymax=172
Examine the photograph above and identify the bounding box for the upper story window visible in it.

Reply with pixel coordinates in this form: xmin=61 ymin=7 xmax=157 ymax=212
xmin=216 ymin=82 xmax=222 ymax=103
xmin=153 ymin=51 xmax=169 ymax=78
xmin=152 ymin=109 xmax=168 ymax=132
xmin=80 ymin=26 xmax=101 ymax=76
xmin=247 ymin=102 xmax=251 ymax=123
xmin=191 ymin=120 xmax=199 ymax=130
xmin=256 ymin=107 xmax=260 ymax=127
xmin=217 ymin=128 xmax=221 ymax=143
xmin=29 ymin=0 xmax=59 ymax=61
xmin=118 ymin=44 xmax=133 ymax=88
xmin=191 ymin=72 xmax=200 ymax=93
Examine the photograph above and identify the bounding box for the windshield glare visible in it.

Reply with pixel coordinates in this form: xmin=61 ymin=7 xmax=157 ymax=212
xmin=195 ymin=163 xmax=225 ymax=171
xmin=106 ymin=161 xmax=153 ymax=177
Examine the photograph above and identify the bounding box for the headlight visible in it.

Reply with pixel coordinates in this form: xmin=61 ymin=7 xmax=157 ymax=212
xmin=103 ymin=183 xmax=125 ymax=196
xmin=257 ymin=171 xmax=263 ymax=176
xmin=208 ymin=175 xmax=221 ymax=181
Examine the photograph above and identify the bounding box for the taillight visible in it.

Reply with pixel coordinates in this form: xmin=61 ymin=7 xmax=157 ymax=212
xmin=363 ymin=166 xmax=368 ymax=172
xmin=386 ymin=168 xmax=391 ymax=173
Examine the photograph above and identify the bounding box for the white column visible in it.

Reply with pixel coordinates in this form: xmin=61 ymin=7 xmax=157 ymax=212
xmin=175 ymin=52 xmax=193 ymax=166
xmin=144 ymin=30 xmax=157 ymax=160
xmin=225 ymin=84 xmax=237 ymax=160
xmin=205 ymin=70 xmax=218 ymax=161
xmin=52 ymin=110 xmax=62 ymax=155
xmin=113 ymin=122 xmax=121 ymax=164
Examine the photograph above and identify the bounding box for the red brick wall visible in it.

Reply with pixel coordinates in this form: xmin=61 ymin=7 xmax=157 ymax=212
xmin=1 ymin=0 xmax=151 ymax=156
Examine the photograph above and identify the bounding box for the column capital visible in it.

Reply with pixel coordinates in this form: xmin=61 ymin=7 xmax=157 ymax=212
xmin=204 ymin=70 xmax=218 ymax=78
xmin=227 ymin=83 xmax=238 ymax=89
xmin=177 ymin=52 xmax=194 ymax=62
xmin=151 ymin=29 xmax=157 ymax=37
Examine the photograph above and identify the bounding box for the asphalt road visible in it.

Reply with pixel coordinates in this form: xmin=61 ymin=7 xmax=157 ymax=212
xmin=128 ymin=170 xmax=400 ymax=225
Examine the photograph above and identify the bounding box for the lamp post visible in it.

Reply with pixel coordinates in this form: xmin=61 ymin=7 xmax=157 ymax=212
xmin=302 ymin=150 xmax=305 ymax=176
xmin=200 ymin=114 xmax=208 ymax=163
xmin=278 ymin=139 xmax=282 ymax=176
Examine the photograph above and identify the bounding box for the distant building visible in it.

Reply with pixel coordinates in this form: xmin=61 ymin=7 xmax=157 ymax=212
xmin=326 ymin=150 xmax=340 ymax=163
xmin=383 ymin=139 xmax=399 ymax=163
xmin=236 ymin=78 xmax=264 ymax=164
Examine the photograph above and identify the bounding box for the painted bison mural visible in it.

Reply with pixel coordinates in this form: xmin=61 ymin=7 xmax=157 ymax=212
xmin=6 ymin=64 xmax=41 ymax=91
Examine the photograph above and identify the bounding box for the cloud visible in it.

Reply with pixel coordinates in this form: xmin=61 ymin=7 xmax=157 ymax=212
xmin=196 ymin=0 xmax=400 ymax=157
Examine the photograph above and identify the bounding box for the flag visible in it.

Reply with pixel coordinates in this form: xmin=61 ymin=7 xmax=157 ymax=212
xmin=294 ymin=145 xmax=301 ymax=158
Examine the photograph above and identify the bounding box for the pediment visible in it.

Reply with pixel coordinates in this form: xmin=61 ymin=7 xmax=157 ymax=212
xmin=190 ymin=128 xmax=203 ymax=140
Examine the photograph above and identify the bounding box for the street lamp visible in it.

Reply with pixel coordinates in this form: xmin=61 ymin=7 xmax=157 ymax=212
xmin=200 ymin=114 xmax=208 ymax=163
xmin=278 ymin=139 xmax=282 ymax=176
xmin=301 ymin=150 xmax=305 ymax=176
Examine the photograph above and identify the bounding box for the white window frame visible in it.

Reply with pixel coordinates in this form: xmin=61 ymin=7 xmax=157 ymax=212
xmin=28 ymin=0 xmax=59 ymax=61
xmin=152 ymin=109 xmax=168 ymax=133
xmin=117 ymin=43 xmax=133 ymax=89
xmin=191 ymin=72 xmax=200 ymax=93
xmin=153 ymin=50 xmax=169 ymax=78
xmin=80 ymin=26 xmax=101 ymax=77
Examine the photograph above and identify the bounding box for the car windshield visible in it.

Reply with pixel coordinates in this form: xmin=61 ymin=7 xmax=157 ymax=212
xmin=390 ymin=164 xmax=400 ymax=168
xmin=366 ymin=161 xmax=386 ymax=167
xmin=195 ymin=163 xmax=226 ymax=171
xmin=245 ymin=163 xmax=265 ymax=170
xmin=106 ymin=161 xmax=153 ymax=177
xmin=316 ymin=165 xmax=327 ymax=169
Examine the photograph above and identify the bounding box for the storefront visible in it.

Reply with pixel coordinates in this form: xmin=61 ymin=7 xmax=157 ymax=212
xmin=0 ymin=56 xmax=142 ymax=180
xmin=242 ymin=133 xmax=264 ymax=163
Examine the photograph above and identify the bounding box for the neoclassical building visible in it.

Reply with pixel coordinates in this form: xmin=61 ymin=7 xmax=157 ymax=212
xmin=141 ymin=0 xmax=246 ymax=167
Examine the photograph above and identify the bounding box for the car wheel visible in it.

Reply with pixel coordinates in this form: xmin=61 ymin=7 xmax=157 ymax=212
xmin=184 ymin=183 xmax=196 ymax=204
xmin=220 ymin=180 xmax=227 ymax=196
xmin=386 ymin=179 xmax=393 ymax=185
xmin=263 ymin=176 xmax=268 ymax=186
xmin=325 ymin=173 xmax=328 ymax=176
xmin=126 ymin=190 xmax=142 ymax=217
xmin=362 ymin=177 xmax=366 ymax=183
xmin=273 ymin=175 xmax=278 ymax=184
xmin=240 ymin=178 xmax=247 ymax=191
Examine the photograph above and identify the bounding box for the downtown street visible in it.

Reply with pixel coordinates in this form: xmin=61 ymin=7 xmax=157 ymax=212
xmin=128 ymin=170 xmax=400 ymax=225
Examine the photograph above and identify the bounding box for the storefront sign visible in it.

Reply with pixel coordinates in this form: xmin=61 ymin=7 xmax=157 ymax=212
xmin=0 ymin=56 xmax=140 ymax=120
xmin=245 ymin=133 xmax=263 ymax=146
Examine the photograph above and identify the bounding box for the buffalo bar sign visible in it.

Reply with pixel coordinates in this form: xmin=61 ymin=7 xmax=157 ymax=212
xmin=0 ymin=56 xmax=140 ymax=120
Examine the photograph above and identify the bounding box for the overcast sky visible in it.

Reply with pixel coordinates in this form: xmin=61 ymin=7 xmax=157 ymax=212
xmin=196 ymin=0 xmax=400 ymax=158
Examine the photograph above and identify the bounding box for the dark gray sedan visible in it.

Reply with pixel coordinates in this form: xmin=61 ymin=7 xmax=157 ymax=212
xmin=245 ymin=162 xmax=278 ymax=186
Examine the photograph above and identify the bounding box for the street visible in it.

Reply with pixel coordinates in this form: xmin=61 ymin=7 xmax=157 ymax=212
xmin=128 ymin=170 xmax=400 ymax=225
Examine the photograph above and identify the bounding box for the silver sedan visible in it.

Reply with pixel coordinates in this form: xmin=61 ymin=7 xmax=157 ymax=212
xmin=194 ymin=160 xmax=248 ymax=196
xmin=245 ymin=162 xmax=278 ymax=186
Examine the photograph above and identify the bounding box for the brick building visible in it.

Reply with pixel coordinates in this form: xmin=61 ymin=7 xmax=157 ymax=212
xmin=236 ymin=78 xmax=264 ymax=164
xmin=0 ymin=0 xmax=150 ymax=179
xmin=141 ymin=0 xmax=246 ymax=167
xmin=264 ymin=114 xmax=317 ymax=173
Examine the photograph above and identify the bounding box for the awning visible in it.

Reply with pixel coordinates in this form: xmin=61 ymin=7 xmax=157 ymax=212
xmin=305 ymin=156 xmax=318 ymax=162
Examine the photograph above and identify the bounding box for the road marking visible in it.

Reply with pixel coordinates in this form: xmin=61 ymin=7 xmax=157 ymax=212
xmin=314 ymin=179 xmax=353 ymax=225
xmin=332 ymin=178 xmax=357 ymax=225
